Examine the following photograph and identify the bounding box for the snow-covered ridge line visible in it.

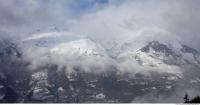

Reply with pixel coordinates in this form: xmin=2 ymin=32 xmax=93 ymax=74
xmin=2 ymin=32 xmax=200 ymax=77
xmin=50 ymin=38 xmax=107 ymax=57
xmin=22 ymin=31 xmax=77 ymax=41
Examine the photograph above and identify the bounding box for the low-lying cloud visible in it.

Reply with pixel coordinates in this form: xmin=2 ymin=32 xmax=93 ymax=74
xmin=1 ymin=0 xmax=200 ymax=103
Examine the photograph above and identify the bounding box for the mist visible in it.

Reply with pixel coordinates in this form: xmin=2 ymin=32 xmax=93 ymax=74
xmin=0 ymin=0 xmax=200 ymax=103
xmin=0 ymin=0 xmax=199 ymax=50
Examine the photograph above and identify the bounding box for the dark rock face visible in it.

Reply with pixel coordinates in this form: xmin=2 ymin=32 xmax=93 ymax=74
xmin=0 ymin=40 xmax=21 ymax=57
xmin=24 ymin=68 xmax=180 ymax=103
xmin=142 ymin=41 xmax=169 ymax=52
xmin=0 ymin=40 xmax=31 ymax=103
xmin=181 ymin=44 xmax=199 ymax=55
xmin=141 ymin=41 xmax=178 ymax=57
xmin=180 ymin=44 xmax=200 ymax=64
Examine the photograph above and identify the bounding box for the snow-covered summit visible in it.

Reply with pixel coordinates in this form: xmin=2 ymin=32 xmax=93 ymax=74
xmin=22 ymin=31 xmax=85 ymax=48
xmin=50 ymin=38 xmax=107 ymax=57
xmin=118 ymin=40 xmax=200 ymax=68
xmin=21 ymin=30 xmax=108 ymax=58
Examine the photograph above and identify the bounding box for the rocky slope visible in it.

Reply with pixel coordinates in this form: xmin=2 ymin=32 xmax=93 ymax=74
xmin=0 ymin=32 xmax=200 ymax=103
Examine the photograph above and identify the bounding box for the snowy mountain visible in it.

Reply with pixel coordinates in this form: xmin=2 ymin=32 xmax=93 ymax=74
xmin=22 ymin=31 xmax=107 ymax=58
xmin=20 ymin=32 xmax=112 ymax=75
xmin=117 ymin=40 xmax=200 ymax=70
xmin=49 ymin=38 xmax=107 ymax=58
xmin=21 ymin=31 xmax=200 ymax=77
xmin=118 ymin=41 xmax=200 ymax=75
xmin=1 ymin=32 xmax=200 ymax=103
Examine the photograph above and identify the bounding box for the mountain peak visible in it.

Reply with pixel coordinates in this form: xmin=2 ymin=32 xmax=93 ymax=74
xmin=49 ymin=38 xmax=107 ymax=57
xmin=0 ymin=40 xmax=21 ymax=57
xmin=140 ymin=41 xmax=176 ymax=57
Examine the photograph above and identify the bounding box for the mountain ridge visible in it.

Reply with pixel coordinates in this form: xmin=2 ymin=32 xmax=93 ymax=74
xmin=0 ymin=33 xmax=200 ymax=103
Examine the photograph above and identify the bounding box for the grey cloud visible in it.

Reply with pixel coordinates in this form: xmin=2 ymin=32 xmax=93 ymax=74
xmin=1 ymin=1 xmax=200 ymax=103
xmin=0 ymin=0 xmax=71 ymax=40
xmin=162 ymin=0 xmax=200 ymax=50
xmin=1 ymin=0 xmax=200 ymax=58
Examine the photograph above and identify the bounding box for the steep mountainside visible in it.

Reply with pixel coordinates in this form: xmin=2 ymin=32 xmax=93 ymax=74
xmin=0 ymin=33 xmax=200 ymax=103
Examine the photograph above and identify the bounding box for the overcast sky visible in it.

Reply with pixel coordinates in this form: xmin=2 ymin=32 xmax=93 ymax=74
xmin=0 ymin=0 xmax=200 ymax=50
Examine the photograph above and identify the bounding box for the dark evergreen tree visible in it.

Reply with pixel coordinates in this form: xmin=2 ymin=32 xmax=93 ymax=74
xmin=184 ymin=92 xmax=190 ymax=103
